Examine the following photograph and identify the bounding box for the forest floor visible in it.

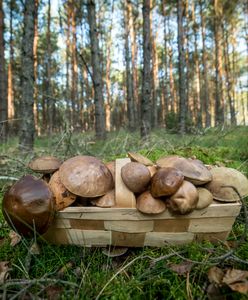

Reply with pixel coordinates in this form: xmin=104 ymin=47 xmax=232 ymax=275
xmin=0 ymin=126 xmax=248 ymax=299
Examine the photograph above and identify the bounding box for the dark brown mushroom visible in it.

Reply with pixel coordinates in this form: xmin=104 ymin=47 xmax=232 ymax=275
xmin=49 ymin=171 xmax=77 ymax=211
xmin=59 ymin=155 xmax=114 ymax=197
xmin=2 ymin=175 xmax=55 ymax=236
xmin=156 ymin=155 xmax=212 ymax=185
xmin=28 ymin=156 xmax=62 ymax=174
xmin=121 ymin=162 xmax=151 ymax=193
xmin=151 ymin=167 xmax=184 ymax=198
xmin=137 ymin=191 xmax=166 ymax=214
xmin=167 ymin=180 xmax=199 ymax=214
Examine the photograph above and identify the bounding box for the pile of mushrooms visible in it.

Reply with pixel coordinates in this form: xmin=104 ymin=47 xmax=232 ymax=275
xmin=2 ymin=153 xmax=248 ymax=237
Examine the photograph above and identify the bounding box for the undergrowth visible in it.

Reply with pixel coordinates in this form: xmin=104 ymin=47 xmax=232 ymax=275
xmin=0 ymin=126 xmax=248 ymax=299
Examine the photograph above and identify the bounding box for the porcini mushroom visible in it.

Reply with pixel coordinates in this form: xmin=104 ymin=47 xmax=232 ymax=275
xmin=121 ymin=162 xmax=151 ymax=193
xmin=28 ymin=156 xmax=62 ymax=174
xmin=2 ymin=175 xmax=55 ymax=236
xmin=156 ymin=155 xmax=212 ymax=185
xmin=151 ymin=167 xmax=184 ymax=198
xmin=196 ymin=187 xmax=213 ymax=210
xmin=105 ymin=161 xmax=115 ymax=184
xmin=167 ymin=180 xmax=199 ymax=214
xmin=59 ymin=155 xmax=114 ymax=197
xmin=127 ymin=152 xmax=154 ymax=166
xmin=205 ymin=167 xmax=248 ymax=202
xmin=93 ymin=189 xmax=116 ymax=207
xmin=137 ymin=191 xmax=166 ymax=214
xmin=49 ymin=171 xmax=77 ymax=211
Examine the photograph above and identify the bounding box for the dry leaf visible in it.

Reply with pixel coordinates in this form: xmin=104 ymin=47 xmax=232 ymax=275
xmin=208 ymin=267 xmax=225 ymax=285
xmin=206 ymin=283 xmax=224 ymax=300
xmin=30 ymin=241 xmax=40 ymax=255
xmin=168 ymin=261 xmax=193 ymax=276
xmin=9 ymin=230 xmax=21 ymax=247
xmin=223 ymin=269 xmax=248 ymax=294
xmin=0 ymin=261 xmax=11 ymax=284
xmin=102 ymin=246 xmax=128 ymax=257
xmin=57 ymin=261 xmax=74 ymax=278
xmin=45 ymin=285 xmax=63 ymax=300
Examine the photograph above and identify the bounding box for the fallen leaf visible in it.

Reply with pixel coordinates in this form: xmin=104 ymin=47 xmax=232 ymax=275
xmin=168 ymin=261 xmax=193 ymax=276
xmin=30 ymin=241 xmax=40 ymax=255
xmin=45 ymin=285 xmax=63 ymax=300
xmin=102 ymin=246 xmax=128 ymax=257
xmin=206 ymin=283 xmax=224 ymax=300
xmin=208 ymin=267 xmax=225 ymax=285
xmin=0 ymin=261 xmax=11 ymax=284
xmin=57 ymin=261 xmax=74 ymax=278
xmin=223 ymin=269 xmax=248 ymax=294
xmin=9 ymin=230 xmax=21 ymax=247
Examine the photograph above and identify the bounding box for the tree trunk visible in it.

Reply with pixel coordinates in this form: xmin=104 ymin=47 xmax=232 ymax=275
xmin=223 ymin=22 xmax=236 ymax=125
xmin=0 ymin=0 xmax=7 ymax=141
xmin=214 ymin=0 xmax=224 ymax=126
xmin=140 ymin=0 xmax=151 ymax=139
xmin=71 ymin=1 xmax=78 ymax=130
xmin=87 ymin=0 xmax=106 ymax=139
xmin=19 ymin=0 xmax=36 ymax=152
xmin=7 ymin=0 xmax=15 ymax=126
xmin=192 ymin=1 xmax=202 ymax=128
xmin=162 ymin=0 xmax=168 ymax=124
xmin=33 ymin=0 xmax=39 ymax=134
xmin=200 ymin=0 xmax=211 ymax=127
xmin=177 ymin=0 xmax=186 ymax=133
xmin=124 ymin=0 xmax=135 ymax=131
xmin=128 ymin=0 xmax=139 ymax=124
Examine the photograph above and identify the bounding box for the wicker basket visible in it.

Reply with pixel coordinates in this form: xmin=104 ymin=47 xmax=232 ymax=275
xmin=42 ymin=158 xmax=241 ymax=247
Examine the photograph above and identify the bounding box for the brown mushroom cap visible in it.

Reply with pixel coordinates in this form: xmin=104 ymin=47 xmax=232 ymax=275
xmin=121 ymin=162 xmax=151 ymax=193
xmin=147 ymin=165 xmax=157 ymax=177
xmin=127 ymin=152 xmax=154 ymax=166
xmin=204 ymin=167 xmax=248 ymax=202
xmin=59 ymin=155 xmax=114 ymax=197
xmin=137 ymin=191 xmax=166 ymax=214
xmin=93 ymin=189 xmax=116 ymax=207
xmin=28 ymin=156 xmax=62 ymax=174
xmin=196 ymin=187 xmax=213 ymax=210
xmin=49 ymin=171 xmax=77 ymax=211
xmin=2 ymin=175 xmax=55 ymax=236
xmin=156 ymin=155 xmax=212 ymax=185
xmin=105 ymin=161 xmax=115 ymax=184
xmin=167 ymin=180 xmax=199 ymax=214
xmin=151 ymin=167 xmax=184 ymax=198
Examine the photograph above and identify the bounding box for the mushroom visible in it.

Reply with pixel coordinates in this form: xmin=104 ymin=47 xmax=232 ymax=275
xmin=127 ymin=152 xmax=154 ymax=166
xmin=151 ymin=167 xmax=184 ymax=198
xmin=137 ymin=191 xmax=166 ymax=214
xmin=105 ymin=161 xmax=115 ymax=184
xmin=2 ymin=175 xmax=55 ymax=236
xmin=196 ymin=187 xmax=213 ymax=210
xmin=28 ymin=156 xmax=62 ymax=174
xmin=167 ymin=180 xmax=199 ymax=215
xmin=204 ymin=167 xmax=248 ymax=202
xmin=121 ymin=162 xmax=151 ymax=193
xmin=59 ymin=155 xmax=114 ymax=197
xmin=147 ymin=165 xmax=157 ymax=177
xmin=156 ymin=155 xmax=212 ymax=185
xmin=49 ymin=171 xmax=77 ymax=211
xmin=93 ymin=189 xmax=116 ymax=207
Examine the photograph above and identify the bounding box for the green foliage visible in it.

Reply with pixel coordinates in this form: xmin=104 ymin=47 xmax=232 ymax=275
xmin=0 ymin=128 xmax=248 ymax=298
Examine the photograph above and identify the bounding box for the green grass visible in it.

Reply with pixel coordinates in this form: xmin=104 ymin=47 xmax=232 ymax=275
xmin=0 ymin=126 xmax=248 ymax=299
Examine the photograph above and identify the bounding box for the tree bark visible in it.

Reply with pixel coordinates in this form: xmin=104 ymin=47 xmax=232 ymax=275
xmin=124 ymin=0 xmax=135 ymax=131
xmin=87 ymin=0 xmax=106 ymax=139
xmin=0 ymin=0 xmax=7 ymax=141
xmin=7 ymin=0 xmax=15 ymax=125
xmin=214 ymin=0 xmax=224 ymax=126
xmin=177 ymin=0 xmax=186 ymax=133
xmin=19 ymin=0 xmax=36 ymax=152
xmin=33 ymin=0 xmax=39 ymax=134
xmin=200 ymin=0 xmax=211 ymax=127
xmin=141 ymin=0 xmax=151 ymax=139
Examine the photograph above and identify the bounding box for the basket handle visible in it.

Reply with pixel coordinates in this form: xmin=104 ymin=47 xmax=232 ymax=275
xmin=115 ymin=158 xmax=136 ymax=208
